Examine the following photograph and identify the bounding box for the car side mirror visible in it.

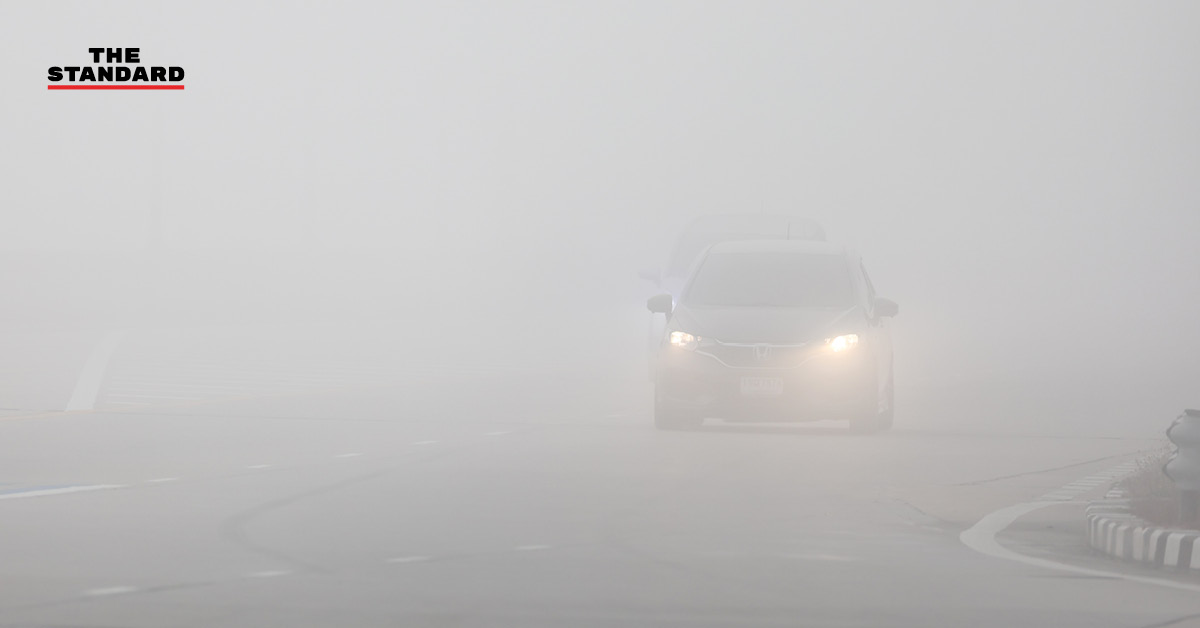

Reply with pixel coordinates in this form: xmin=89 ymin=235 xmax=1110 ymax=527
xmin=638 ymin=268 xmax=661 ymax=287
xmin=646 ymin=293 xmax=673 ymax=315
xmin=874 ymin=297 xmax=899 ymax=318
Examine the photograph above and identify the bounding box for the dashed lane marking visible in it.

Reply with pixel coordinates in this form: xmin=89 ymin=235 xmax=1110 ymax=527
xmin=106 ymin=394 xmax=205 ymax=401
xmin=246 ymin=464 xmax=271 ymax=470
xmin=146 ymin=477 xmax=179 ymax=483
xmin=387 ymin=556 xmax=430 ymax=564
xmin=0 ymin=485 xmax=125 ymax=500
xmin=245 ymin=570 xmax=291 ymax=578
xmin=335 ymin=453 xmax=364 ymax=458
xmin=84 ymin=586 xmax=138 ymax=597
xmin=782 ymin=553 xmax=861 ymax=562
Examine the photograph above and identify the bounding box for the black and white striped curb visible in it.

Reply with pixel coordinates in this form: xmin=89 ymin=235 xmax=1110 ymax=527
xmin=1087 ymin=488 xmax=1200 ymax=571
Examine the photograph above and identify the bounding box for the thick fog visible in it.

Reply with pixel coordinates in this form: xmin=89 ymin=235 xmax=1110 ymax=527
xmin=4 ymin=2 xmax=1196 ymax=437
xmin=4 ymin=3 xmax=1200 ymax=626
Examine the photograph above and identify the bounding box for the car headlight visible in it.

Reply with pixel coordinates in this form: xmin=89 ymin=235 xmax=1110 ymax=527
xmin=669 ymin=330 xmax=699 ymax=350
xmin=825 ymin=334 xmax=860 ymax=352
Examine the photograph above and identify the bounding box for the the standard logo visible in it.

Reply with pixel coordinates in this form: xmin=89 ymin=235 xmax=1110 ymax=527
xmin=48 ymin=48 xmax=184 ymax=90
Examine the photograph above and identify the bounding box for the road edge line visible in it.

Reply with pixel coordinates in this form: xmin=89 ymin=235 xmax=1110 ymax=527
xmin=961 ymin=501 xmax=1200 ymax=593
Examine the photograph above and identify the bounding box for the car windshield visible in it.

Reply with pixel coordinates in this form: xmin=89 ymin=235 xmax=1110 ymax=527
xmin=685 ymin=251 xmax=854 ymax=307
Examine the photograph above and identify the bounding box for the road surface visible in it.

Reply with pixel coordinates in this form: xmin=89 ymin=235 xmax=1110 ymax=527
xmin=0 ymin=324 xmax=1194 ymax=627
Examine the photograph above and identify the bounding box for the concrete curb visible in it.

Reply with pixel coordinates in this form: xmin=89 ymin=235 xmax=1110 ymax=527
xmin=1087 ymin=488 xmax=1200 ymax=572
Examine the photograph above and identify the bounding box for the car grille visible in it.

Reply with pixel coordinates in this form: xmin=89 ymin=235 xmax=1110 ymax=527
xmin=697 ymin=342 xmax=814 ymax=368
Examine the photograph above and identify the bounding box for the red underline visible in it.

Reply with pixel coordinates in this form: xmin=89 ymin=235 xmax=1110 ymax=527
xmin=48 ymin=85 xmax=185 ymax=90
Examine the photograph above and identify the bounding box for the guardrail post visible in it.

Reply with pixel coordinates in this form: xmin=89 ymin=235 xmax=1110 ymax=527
xmin=1165 ymin=409 xmax=1200 ymax=528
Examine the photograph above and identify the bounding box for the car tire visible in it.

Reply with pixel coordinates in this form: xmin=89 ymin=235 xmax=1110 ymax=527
xmin=877 ymin=373 xmax=895 ymax=431
xmin=849 ymin=374 xmax=893 ymax=434
xmin=654 ymin=396 xmax=701 ymax=431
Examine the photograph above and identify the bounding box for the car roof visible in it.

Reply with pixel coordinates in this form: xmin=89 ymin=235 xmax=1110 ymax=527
xmin=662 ymin=214 xmax=828 ymax=279
xmin=705 ymin=239 xmax=848 ymax=256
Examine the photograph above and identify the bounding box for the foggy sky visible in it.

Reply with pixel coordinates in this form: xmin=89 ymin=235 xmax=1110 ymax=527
xmin=1 ymin=1 xmax=1197 ymax=432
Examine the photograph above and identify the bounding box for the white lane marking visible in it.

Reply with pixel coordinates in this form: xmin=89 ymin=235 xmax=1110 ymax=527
xmin=110 ymin=362 xmax=399 ymax=376
xmin=146 ymin=477 xmax=178 ymax=483
xmin=0 ymin=485 xmax=125 ymax=500
xmin=107 ymin=380 xmax=360 ymax=392
xmin=485 ymin=431 xmax=511 ymax=436
xmin=387 ymin=556 xmax=430 ymax=564
xmin=514 ymin=545 xmax=550 ymax=551
xmin=108 ymin=378 xmax=347 ymax=388
xmin=961 ymin=501 xmax=1200 ymax=592
xmin=411 ymin=440 xmax=438 ymax=445
xmin=246 ymin=570 xmax=291 ymax=578
xmin=783 ymin=553 xmax=861 ymax=562
xmin=106 ymin=394 xmax=205 ymax=401
xmin=103 ymin=376 xmax=398 ymax=391
xmin=84 ymin=586 xmax=138 ymax=596
xmin=108 ymin=380 xmax=264 ymax=389
xmin=246 ymin=464 xmax=271 ymax=470
xmin=66 ymin=330 xmax=126 ymax=411
xmin=335 ymin=453 xmax=364 ymax=458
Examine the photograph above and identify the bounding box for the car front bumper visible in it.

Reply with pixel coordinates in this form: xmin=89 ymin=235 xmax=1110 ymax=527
xmin=656 ymin=347 xmax=876 ymax=422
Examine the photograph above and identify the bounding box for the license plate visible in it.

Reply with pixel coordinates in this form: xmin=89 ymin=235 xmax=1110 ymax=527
xmin=740 ymin=376 xmax=783 ymax=397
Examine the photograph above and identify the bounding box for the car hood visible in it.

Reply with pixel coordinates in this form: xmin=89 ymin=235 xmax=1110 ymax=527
xmin=671 ymin=304 xmax=862 ymax=344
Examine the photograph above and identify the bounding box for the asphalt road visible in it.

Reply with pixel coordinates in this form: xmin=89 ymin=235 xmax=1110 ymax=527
xmin=0 ymin=324 xmax=1197 ymax=627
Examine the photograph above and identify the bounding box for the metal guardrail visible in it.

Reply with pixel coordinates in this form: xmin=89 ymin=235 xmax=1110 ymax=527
xmin=1164 ymin=409 xmax=1200 ymax=527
